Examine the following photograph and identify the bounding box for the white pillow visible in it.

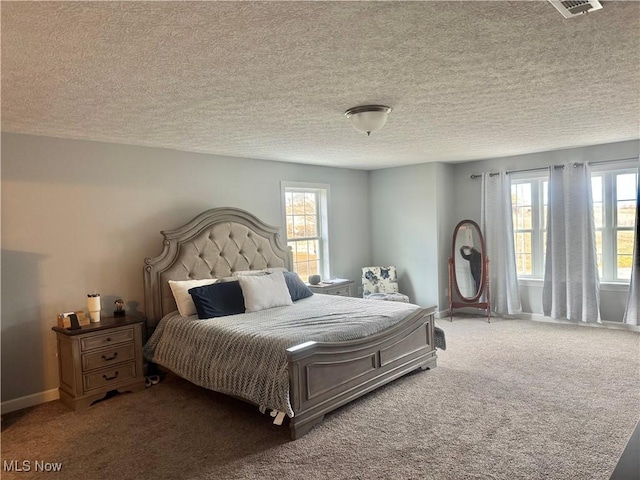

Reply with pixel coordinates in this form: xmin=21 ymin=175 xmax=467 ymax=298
xmin=238 ymin=271 xmax=293 ymax=312
xmin=169 ymin=278 xmax=217 ymax=317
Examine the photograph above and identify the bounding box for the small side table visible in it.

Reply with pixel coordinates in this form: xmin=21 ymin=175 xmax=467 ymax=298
xmin=308 ymin=280 xmax=354 ymax=297
xmin=52 ymin=313 xmax=147 ymax=410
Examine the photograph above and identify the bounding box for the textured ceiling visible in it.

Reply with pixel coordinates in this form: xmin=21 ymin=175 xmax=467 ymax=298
xmin=2 ymin=1 xmax=639 ymax=169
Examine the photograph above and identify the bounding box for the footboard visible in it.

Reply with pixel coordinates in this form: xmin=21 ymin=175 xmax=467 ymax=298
xmin=286 ymin=306 xmax=437 ymax=439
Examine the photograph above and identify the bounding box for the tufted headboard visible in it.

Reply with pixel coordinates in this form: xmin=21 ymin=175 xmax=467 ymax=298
xmin=143 ymin=207 xmax=292 ymax=329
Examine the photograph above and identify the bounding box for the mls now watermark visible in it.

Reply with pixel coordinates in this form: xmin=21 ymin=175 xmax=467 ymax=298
xmin=4 ymin=460 xmax=63 ymax=472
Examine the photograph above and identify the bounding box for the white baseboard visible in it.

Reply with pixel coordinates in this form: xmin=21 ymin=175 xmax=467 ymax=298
xmin=434 ymin=309 xmax=449 ymax=319
xmin=436 ymin=309 xmax=640 ymax=332
xmin=1 ymin=389 xmax=59 ymax=414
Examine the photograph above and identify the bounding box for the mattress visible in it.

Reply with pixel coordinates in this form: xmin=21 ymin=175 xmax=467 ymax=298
xmin=143 ymin=294 xmax=421 ymax=417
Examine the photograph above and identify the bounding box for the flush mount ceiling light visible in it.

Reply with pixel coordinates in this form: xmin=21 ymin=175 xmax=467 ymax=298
xmin=344 ymin=105 xmax=392 ymax=136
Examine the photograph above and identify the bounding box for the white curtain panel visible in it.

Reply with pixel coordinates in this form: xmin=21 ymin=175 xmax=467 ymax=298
xmin=542 ymin=163 xmax=600 ymax=323
xmin=481 ymin=172 xmax=522 ymax=315
xmin=623 ymin=179 xmax=639 ymax=325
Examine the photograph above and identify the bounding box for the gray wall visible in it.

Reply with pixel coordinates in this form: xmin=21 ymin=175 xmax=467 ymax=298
xmin=1 ymin=133 xmax=371 ymax=403
xmin=434 ymin=162 xmax=456 ymax=312
xmin=369 ymin=163 xmax=440 ymax=309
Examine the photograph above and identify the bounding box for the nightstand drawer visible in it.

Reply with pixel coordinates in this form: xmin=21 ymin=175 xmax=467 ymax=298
xmin=80 ymin=327 xmax=134 ymax=352
xmin=83 ymin=362 xmax=137 ymax=392
xmin=308 ymin=281 xmax=353 ymax=297
xmin=82 ymin=343 xmax=135 ymax=371
xmin=327 ymin=286 xmax=350 ymax=296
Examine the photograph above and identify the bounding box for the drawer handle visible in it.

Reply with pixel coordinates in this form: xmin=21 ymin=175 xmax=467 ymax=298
xmin=102 ymin=371 xmax=119 ymax=381
xmin=102 ymin=352 xmax=118 ymax=361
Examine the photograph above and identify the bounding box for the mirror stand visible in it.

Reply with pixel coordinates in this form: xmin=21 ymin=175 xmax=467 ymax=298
xmin=448 ymin=256 xmax=491 ymax=322
xmin=448 ymin=219 xmax=491 ymax=322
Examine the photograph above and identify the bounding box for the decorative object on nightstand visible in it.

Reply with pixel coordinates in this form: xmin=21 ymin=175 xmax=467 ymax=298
xmin=52 ymin=313 xmax=147 ymax=410
xmin=57 ymin=311 xmax=89 ymax=328
xmin=87 ymin=293 xmax=101 ymax=323
xmin=308 ymin=274 xmax=321 ymax=285
xmin=113 ymin=298 xmax=125 ymax=317
xmin=307 ymin=279 xmax=354 ymax=297
xmin=361 ymin=266 xmax=410 ymax=302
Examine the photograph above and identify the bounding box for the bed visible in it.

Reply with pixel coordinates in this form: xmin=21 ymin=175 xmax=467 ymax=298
xmin=143 ymin=207 xmax=439 ymax=439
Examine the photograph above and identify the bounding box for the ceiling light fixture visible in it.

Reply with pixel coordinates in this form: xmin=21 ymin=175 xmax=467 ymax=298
xmin=344 ymin=105 xmax=392 ymax=136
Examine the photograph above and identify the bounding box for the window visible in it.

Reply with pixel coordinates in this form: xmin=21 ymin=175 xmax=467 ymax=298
xmin=511 ymin=176 xmax=547 ymax=278
xmin=281 ymin=182 xmax=330 ymax=281
xmin=591 ymin=168 xmax=638 ymax=281
xmin=511 ymin=164 xmax=637 ymax=282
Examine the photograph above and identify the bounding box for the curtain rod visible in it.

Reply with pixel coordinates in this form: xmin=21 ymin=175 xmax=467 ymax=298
xmin=469 ymin=157 xmax=638 ymax=180
xmin=471 ymin=165 xmax=563 ymax=179
xmin=470 ymin=172 xmax=499 ymax=179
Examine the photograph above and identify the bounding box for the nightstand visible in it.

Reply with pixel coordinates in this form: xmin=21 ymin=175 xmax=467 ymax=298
xmin=308 ymin=280 xmax=354 ymax=297
xmin=52 ymin=313 xmax=146 ymax=410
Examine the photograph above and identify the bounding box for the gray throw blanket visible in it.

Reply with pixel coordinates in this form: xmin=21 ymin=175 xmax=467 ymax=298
xmin=145 ymin=295 xmax=444 ymax=416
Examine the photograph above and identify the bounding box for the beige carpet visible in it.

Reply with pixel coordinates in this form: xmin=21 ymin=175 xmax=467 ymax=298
xmin=2 ymin=318 xmax=639 ymax=480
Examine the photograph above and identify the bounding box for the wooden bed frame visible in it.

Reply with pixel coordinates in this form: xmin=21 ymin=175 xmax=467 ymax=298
xmin=143 ymin=207 xmax=437 ymax=439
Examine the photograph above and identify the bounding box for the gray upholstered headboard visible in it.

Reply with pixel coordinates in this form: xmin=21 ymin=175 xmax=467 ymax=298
xmin=143 ymin=207 xmax=292 ymax=328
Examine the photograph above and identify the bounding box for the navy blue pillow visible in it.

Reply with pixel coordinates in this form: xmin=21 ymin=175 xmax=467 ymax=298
xmin=283 ymin=271 xmax=314 ymax=302
xmin=188 ymin=281 xmax=245 ymax=319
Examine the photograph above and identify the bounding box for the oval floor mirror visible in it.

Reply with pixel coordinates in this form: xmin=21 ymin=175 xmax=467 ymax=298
xmin=448 ymin=219 xmax=491 ymax=322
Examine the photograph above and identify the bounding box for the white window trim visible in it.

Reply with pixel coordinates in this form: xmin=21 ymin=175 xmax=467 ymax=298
xmin=280 ymin=181 xmax=331 ymax=279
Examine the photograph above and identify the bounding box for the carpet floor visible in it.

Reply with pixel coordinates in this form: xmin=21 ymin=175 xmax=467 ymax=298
xmin=2 ymin=317 xmax=639 ymax=480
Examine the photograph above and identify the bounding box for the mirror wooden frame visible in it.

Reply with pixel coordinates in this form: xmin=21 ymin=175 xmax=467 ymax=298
xmin=448 ymin=219 xmax=491 ymax=322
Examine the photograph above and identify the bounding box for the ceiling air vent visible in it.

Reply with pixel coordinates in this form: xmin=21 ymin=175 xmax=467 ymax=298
xmin=549 ymin=0 xmax=602 ymax=18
